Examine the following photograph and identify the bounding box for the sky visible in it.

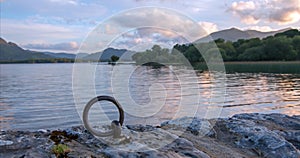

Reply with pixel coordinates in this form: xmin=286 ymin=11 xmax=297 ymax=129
xmin=0 ymin=0 xmax=299 ymax=53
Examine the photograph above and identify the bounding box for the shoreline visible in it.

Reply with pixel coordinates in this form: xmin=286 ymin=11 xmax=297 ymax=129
xmin=1 ymin=60 xmax=300 ymax=64
xmin=1 ymin=113 xmax=299 ymax=158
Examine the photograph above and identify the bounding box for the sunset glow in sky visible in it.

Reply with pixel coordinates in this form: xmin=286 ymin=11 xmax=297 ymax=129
xmin=1 ymin=0 xmax=299 ymax=52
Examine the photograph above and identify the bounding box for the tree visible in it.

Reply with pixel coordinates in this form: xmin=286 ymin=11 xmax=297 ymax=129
xmin=292 ymin=36 xmax=300 ymax=60
xmin=235 ymin=38 xmax=262 ymax=56
xmin=217 ymin=41 xmax=237 ymax=61
xmin=183 ymin=45 xmax=201 ymax=62
xmin=111 ymin=55 xmax=119 ymax=62
xmin=275 ymin=29 xmax=300 ymax=38
xmin=264 ymin=36 xmax=296 ymax=60
xmin=133 ymin=30 xmax=300 ymax=65
xmin=238 ymin=46 xmax=264 ymax=61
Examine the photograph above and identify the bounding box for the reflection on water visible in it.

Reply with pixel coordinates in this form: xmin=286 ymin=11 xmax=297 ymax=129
xmin=0 ymin=63 xmax=299 ymax=130
xmin=222 ymin=73 xmax=300 ymax=116
xmin=195 ymin=61 xmax=300 ymax=74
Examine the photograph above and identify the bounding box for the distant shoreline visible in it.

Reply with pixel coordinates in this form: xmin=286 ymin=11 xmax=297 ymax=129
xmin=223 ymin=61 xmax=300 ymax=64
xmin=0 ymin=60 xmax=299 ymax=64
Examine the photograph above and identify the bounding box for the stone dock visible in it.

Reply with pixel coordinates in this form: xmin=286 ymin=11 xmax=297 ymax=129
xmin=1 ymin=113 xmax=299 ymax=158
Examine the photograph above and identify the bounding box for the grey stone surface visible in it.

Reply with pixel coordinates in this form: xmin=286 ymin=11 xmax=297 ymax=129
xmin=218 ymin=118 xmax=298 ymax=158
xmin=0 ymin=130 xmax=53 ymax=158
xmin=101 ymin=137 xmax=209 ymax=158
xmin=0 ymin=113 xmax=299 ymax=158
xmin=232 ymin=113 xmax=300 ymax=150
xmin=161 ymin=116 xmax=215 ymax=137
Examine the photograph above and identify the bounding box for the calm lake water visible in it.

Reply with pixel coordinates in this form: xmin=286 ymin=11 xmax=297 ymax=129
xmin=0 ymin=63 xmax=300 ymax=130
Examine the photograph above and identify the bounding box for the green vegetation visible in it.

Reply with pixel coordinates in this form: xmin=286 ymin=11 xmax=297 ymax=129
xmin=108 ymin=55 xmax=120 ymax=65
xmin=132 ymin=44 xmax=188 ymax=65
xmin=133 ymin=29 xmax=300 ymax=65
xmin=176 ymin=29 xmax=300 ymax=62
xmin=52 ymin=144 xmax=71 ymax=158
xmin=110 ymin=55 xmax=120 ymax=62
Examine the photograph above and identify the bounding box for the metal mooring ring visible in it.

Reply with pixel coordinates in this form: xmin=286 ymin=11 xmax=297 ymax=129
xmin=83 ymin=96 xmax=124 ymax=137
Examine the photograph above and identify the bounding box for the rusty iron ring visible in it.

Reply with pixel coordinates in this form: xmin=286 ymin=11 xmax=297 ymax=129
xmin=83 ymin=96 xmax=124 ymax=137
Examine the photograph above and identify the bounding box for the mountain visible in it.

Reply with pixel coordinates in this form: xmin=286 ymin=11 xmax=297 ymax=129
xmin=0 ymin=38 xmax=54 ymax=61
xmin=41 ymin=52 xmax=89 ymax=59
xmin=75 ymin=53 xmax=89 ymax=59
xmin=1 ymin=27 xmax=295 ymax=62
xmin=195 ymin=27 xmax=292 ymax=43
xmin=82 ymin=48 xmax=134 ymax=61
xmin=0 ymin=37 xmax=132 ymax=62
xmin=41 ymin=52 xmax=76 ymax=59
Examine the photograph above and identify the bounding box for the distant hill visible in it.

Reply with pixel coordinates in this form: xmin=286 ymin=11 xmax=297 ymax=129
xmin=41 ymin=52 xmax=76 ymax=59
xmin=1 ymin=27 xmax=296 ymax=63
xmin=0 ymin=37 xmax=133 ymax=62
xmin=82 ymin=48 xmax=134 ymax=61
xmin=75 ymin=53 xmax=89 ymax=59
xmin=195 ymin=27 xmax=292 ymax=43
xmin=0 ymin=38 xmax=54 ymax=62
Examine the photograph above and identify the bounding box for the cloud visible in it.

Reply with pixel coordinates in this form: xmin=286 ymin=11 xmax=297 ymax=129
xmin=231 ymin=1 xmax=255 ymax=10
xmin=198 ymin=22 xmax=219 ymax=34
xmin=22 ymin=42 xmax=79 ymax=51
xmin=132 ymin=0 xmax=210 ymax=13
xmin=269 ymin=8 xmax=300 ymax=25
xmin=229 ymin=1 xmax=260 ymax=24
xmin=49 ymin=0 xmax=78 ymax=5
xmin=244 ymin=26 xmax=275 ymax=32
xmin=78 ymin=8 xmax=209 ymax=52
xmin=1 ymin=19 xmax=90 ymax=51
xmin=2 ymin=0 xmax=107 ymax=25
xmin=110 ymin=8 xmax=207 ymax=40
xmin=110 ymin=27 xmax=188 ymax=51
xmin=229 ymin=0 xmax=300 ymax=25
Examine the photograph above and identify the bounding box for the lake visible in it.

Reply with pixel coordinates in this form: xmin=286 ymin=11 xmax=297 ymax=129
xmin=0 ymin=62 xmax=300 ymax=130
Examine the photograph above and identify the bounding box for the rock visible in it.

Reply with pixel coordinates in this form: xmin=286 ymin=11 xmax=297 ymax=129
xmin=161 ymin=117 xmax=215 ymax=137
xmin=0 ymin=130 xmax=53 ymax=158
xmin=214 ymin=115 xmax=300 ymax=158
xmin=37 ymin=129 xmax=49 ymax=133
xmin=232 ymin=113 xmax=300 ymax=130
xmin=161 ymin=138 xmax=210 ymax=158
xmin=275 ymin=130 xmax=300 ymax=149
xmin=50 ymin=129 xmax=79 ymax=144
xmin=0 ymin=140 xmax=13 ymax=146
xmin=0 ymin=113 xmax=299 ymax=158
xmin=101 ymin=137 xmax=210 ymax=158
xmin=232 ymin=113 xmax=300 ymax=150
xmin=100 ymin=125 xmax=180 ymax=152
xmin=126 ymin=124 xmax=157 ymax=132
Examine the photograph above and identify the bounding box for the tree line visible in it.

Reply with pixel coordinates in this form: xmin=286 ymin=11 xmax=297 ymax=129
xmin=132 ymin=29 xmax=300 ymax=64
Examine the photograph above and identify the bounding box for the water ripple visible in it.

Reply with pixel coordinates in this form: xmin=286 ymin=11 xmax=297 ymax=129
xmin=0 ymin=63 xmax=299 ymax=130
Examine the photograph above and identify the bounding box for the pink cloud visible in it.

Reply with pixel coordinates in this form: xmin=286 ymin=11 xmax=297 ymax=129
xmin=229 ymin=0 xmax=300 ymax=25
